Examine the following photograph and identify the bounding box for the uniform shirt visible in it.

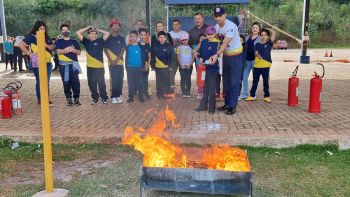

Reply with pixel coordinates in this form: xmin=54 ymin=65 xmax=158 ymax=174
xmin=81 ymin=37 xmax=104 ymax=68
xmin=246 ymin=36 xmax=259 ymax=61
xmin=155 ymin=43 xmax=170 ymax=68
xmin=198 ymin=38 xmax=220 ymax=72
xmin=189 ymin=24 xmax=208 ymax=46
xmin=169 ymin=30 xmax=187 ymax=49
xmin=104 ymin=34 xmax=126 ymax=65
xmin=254 ymin=40 xmax=273 ymax=68
xmin=22 ymin=34 xmax=53 ymax=62
xmin=55 ymin=38 xmax=80 ymax=62
xmin=127 ymin=44 xmax=142 ymax=68
xmin=139 ymin=43 xmax=151 ymax=67
xmin=215 ymin=19 xmax=242 ymax=56
xmin=176 ymin=45 xmax=193 ymax=65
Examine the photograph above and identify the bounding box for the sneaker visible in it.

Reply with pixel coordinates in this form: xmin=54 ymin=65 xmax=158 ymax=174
xmin=182 ymin=95 xmax=187 ymax=98
xmin=186 ymin=95 xmax=191 ymax=98
xmin=38 ymin=100 xmax=54 ymax=106
xmin=127 ymin=98 xmax=134 ymax=103
xmin=217 ymin=105 xmax=230 ymax=111
xmin=102 ymin=99 xmax=108 ymax=104
xmin=197 ymin=94 xmax=203 ymax=99
xmin=66 ymin=98 xmax=73 ymax=106
xmin=245 ymin=96 xmax=256 ymax=101
xmin=239 ymin=95 xmax=248 ymax=100
xmin=264 ymin=97 xmax=272 ymax=103
xmin=111 ymin=97 xmax=118 ymax=104
xmin=226 ymin=108 xmax=236 ymax=115
xmin=74 ymin=98 xmax=81 ymax=105
xmin=91 ymin=99 xmax=98 ymax=105
xmin=117 ymin=97 xmax=124 ymax=103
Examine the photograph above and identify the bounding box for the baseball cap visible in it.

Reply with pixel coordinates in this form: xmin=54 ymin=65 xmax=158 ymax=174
xmin=214 ymin=7 xmax=225 ymax=17
xmin=110 ymin=18 xmax=121 ymax=27
xmin=205 ymin=25 xmax=216 ymax=35
xmin=181 ymin=32 xmax=189 ymax=40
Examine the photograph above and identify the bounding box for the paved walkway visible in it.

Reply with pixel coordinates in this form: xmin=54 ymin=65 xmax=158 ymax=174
xmin=1 ymin=49 xmax=350 ymax=149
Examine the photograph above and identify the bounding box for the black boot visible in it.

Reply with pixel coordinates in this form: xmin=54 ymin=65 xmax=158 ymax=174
xmin=66 ymin=98 xmax=73 ymax=106
xmin=74 ymin=98 xmax=81 ymax=106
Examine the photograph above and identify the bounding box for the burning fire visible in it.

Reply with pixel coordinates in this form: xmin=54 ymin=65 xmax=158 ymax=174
xmin=122 ymin=106 xmax=250 ymax=172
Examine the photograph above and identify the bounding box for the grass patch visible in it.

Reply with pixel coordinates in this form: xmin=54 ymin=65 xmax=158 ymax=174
xmin=1 ymin=137 xmax=350 ymax=197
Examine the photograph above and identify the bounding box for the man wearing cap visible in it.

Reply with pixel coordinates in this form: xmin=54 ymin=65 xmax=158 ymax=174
xmin=76 ymin=26 xmax=110 ymax=104
xmin=104 ymin=18 xmax=126 ymax=104
xmin=210 ymin=7 xmax=243 ymax=115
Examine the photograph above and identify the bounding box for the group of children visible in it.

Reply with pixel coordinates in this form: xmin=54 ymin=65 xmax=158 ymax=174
xmin=12 ymin=15 xmax=275 ymax=115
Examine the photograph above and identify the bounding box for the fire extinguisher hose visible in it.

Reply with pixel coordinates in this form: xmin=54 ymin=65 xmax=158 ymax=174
xmin=314 ymin=63 xmax=325 ymax=78
xmin=292 ymin=65 xmax=299 ymax=77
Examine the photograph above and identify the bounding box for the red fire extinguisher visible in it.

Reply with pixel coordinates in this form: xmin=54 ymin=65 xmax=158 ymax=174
xmin=197 ymin=63 xmax=206 ymax=88
xmin=288 ymin=65 xmax=299 ymax=107
xmin=309 ymin=63 xmax=325 ymax=113
xmin=7 ymin=81 xmax=23 ymax=114
xmin=1 ymin=93 xmax=12 ymax=119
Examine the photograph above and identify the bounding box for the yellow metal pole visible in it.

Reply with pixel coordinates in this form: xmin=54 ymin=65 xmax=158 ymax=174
xmin=37 ymin=30 xmax=54 ymax=192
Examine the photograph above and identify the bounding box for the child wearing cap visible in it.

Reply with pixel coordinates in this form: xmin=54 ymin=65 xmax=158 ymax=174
xmin=195 ymin=26 xmax=221 ymax=114
xmin=176 ymin=32 xmax=195 ymax=98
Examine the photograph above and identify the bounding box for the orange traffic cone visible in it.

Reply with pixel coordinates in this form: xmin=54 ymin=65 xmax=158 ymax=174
xmin=330 ymin=50 xmax=333 ymax=57
xmin=324 ymin=50 xmax=329 ymax=57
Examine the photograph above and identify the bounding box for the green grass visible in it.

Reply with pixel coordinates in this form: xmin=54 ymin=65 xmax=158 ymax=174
xmin=1 ymin=137 xmax=350 ymax=197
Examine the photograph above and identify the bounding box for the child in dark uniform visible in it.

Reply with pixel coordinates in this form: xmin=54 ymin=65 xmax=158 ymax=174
xmin=195 ymin=26 xmax=221 ymax=114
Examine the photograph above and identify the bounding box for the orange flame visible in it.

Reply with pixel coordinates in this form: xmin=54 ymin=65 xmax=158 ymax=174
xmin=122 ymin=106 xmax=250 ymax=172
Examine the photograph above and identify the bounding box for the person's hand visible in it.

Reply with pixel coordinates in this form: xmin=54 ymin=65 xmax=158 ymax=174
xmin=209 ymin=54 xmax=218 ymax=64
xmin=194 ymin=51 xmax=199 ymax=59
xmin=199 ymin=58 xmax=203 ymax=64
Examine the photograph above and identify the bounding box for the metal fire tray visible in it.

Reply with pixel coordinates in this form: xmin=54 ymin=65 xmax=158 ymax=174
xmin=140 ymin=167 xmax=253 ymax=197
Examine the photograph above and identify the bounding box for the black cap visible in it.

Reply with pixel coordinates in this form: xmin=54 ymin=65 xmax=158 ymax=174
xmin=157 ymin=31 xmax=167 ymax=37
xmin=214 ymin=7 xmax=225 ymax=16
xmin=88 ymin=27 xmax=97 ymax=33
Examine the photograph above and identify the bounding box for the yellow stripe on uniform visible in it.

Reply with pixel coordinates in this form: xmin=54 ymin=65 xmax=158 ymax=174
xmin=155 ymin=57 xmax=168 ymax=68
xmin=86 ymin=52 xmax=104 ymax=68
xmin=31 ymin=44 xmax=52 ymax=63
xmin=58 ymin=54 xmax=73 ymax=62
xmin=254 ymin=57 xmax=272 ymax=68
xmin=107 ymin=49 xmax=124 ymax=65
xmin=224 ymin=47 xmax=243 ymax=56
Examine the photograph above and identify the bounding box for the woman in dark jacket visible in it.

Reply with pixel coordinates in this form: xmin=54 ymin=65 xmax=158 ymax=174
xmin=151 ymin=21 xmax=173 ymax=49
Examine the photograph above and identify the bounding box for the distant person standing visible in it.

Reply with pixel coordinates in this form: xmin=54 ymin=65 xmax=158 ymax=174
xmin=138 ymin=28 xmax=152 ymax=100
xmin=18 ymin=20 xmax=55 ymax=106
xmin=76 ymin=26 xmax=110 ymax=105
xmin=56 ymin=24 xmax=82 ymax=106
xmin=210 ymin=7 xmax=243 ymax=115
xmin=51 ymin=37 xmax=60 ymax=71
xmin=151 ymin=21 xmax=173 ymax=49
xmin=4 ymin=36 xmax=14 ymax=70
xmin=151 ymin=31 xmax=177 ymax=99
xmin=169 ymin=19 xmax=187 ymax=93
xmin=240 ymin=22 xmax=261 ymax=99
xmin=13 ymin=35 xmax=25 ymax=71
xmin=104 ymin=18 xmax=126 ymax=104
xmin=189 ymin=12 xmax=209 ymax=99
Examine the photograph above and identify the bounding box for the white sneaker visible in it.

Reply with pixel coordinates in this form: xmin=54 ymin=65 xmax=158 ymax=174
xmin=111 ymin=97 xmax=118 ymax=104
xmin=117 ymin=97 xmax=124 ymax=103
